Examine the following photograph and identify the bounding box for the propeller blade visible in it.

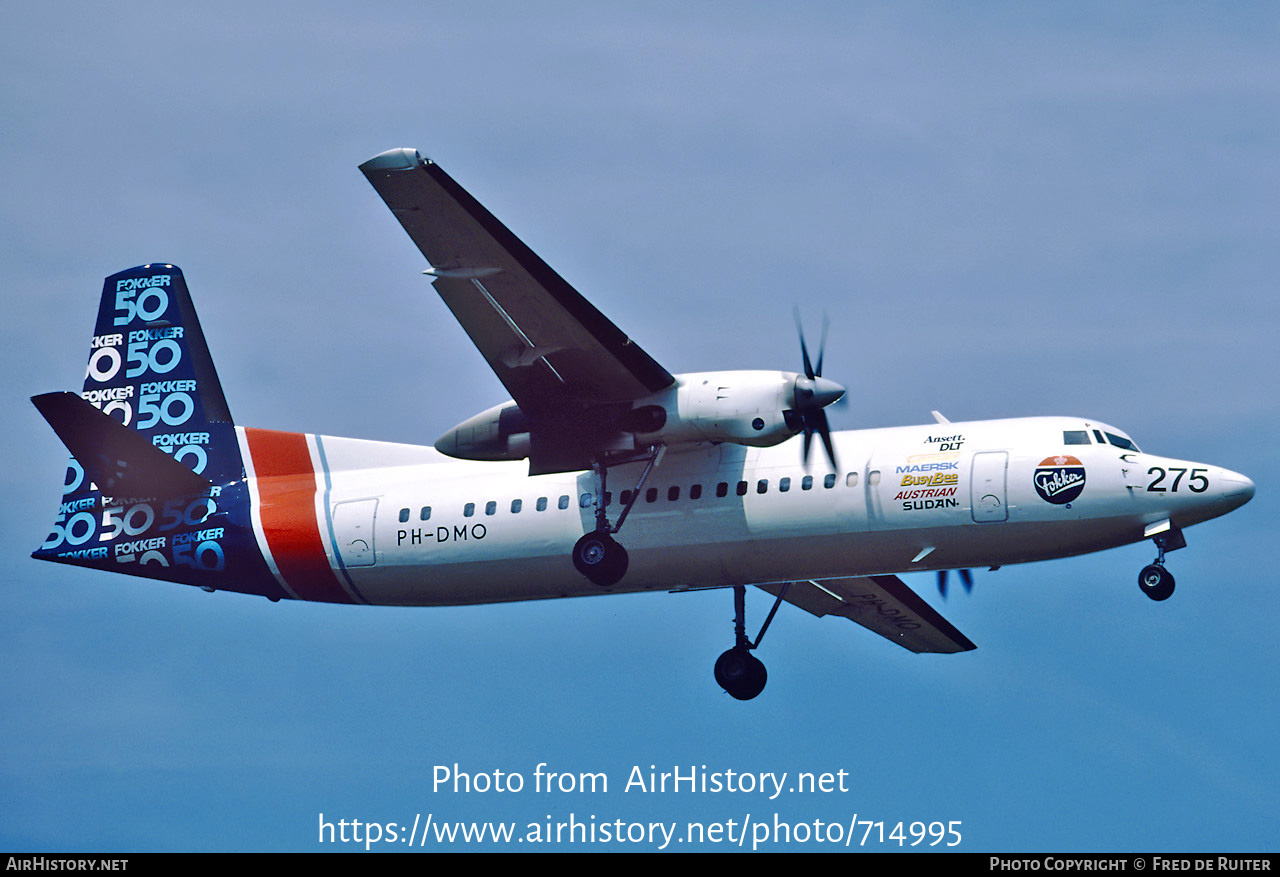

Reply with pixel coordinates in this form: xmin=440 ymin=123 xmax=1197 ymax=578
xmin=792 ymin=310 xmax=845 ymax=471
xmin=816 ymin=409 xmax=837 ymax=470
xmin=814 ymin=313 xmax=829 ymax=378
xmin=938 ymin=568 xmax=976 ymax=598
xmin=794 ymin=309 xmax=816 ymax=380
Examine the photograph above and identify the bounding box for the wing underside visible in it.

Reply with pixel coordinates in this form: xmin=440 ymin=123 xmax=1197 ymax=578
xmin=759 ymin=575 xmax=976 ymax=654
xmin=359 ymin=149 xmax=674 ymax=420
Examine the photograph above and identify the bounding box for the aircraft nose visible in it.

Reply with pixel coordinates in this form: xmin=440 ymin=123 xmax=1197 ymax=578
xmin=1220 ymin=470 xmax=1255 ymax=511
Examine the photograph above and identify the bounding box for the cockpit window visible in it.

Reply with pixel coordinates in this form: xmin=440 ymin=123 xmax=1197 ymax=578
xmin=1063 ymin=430 xmax=1090 ymax=445
xmin=1104 ymin=432 xmax=1140 ymax=452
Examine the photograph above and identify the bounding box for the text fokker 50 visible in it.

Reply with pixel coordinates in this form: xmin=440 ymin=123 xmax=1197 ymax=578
xmin=33 ymin=148 xmax=1255 ymax=699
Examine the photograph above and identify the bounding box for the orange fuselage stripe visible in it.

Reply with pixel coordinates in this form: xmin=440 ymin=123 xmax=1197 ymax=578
xmin=244 ymin=428 xmax=354 ymax=603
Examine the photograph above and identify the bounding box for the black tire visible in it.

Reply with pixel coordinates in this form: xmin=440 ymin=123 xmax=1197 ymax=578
xmin=572 ymin=531 xmax=628 ymax=586
xmin=1138 ymin=564 xmax=1175 ymax=601
xmin=714 ymin=646 xmax=767 ymax=700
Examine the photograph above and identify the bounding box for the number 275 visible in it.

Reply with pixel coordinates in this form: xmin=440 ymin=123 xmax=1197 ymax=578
xmin=1147 ymin=467 xmax=1208 ymax=493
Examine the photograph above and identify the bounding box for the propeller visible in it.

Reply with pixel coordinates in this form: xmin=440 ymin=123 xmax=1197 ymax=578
xmin=788 ymin=311 xmax=846 ymax=469
xmin=936 ymin=568 xmax=974 ymax=598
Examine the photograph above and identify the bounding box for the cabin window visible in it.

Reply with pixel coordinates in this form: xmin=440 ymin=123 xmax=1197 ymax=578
xmin=802 ymin=475 xmax=813 ymax=491
xmin=399 ymin=508 xmax=410 ymax=523
xmin=536 ymin=497 xmax=548 ymax=512
xmin=559 ymin=495 xmax=570 ymax=510
xmin=689 ymin=484 xmax=703 ymax=500
xmin=845 ymin=472 xmax=858 ymax=487
xmin=779 ymin=477 xmax=791 ymax=492
xmin=736 ymin=481 xmax=748 ymax=496
xmin=668 ymin=486 xmax=680 ymax=501
xmin=824 ymin=474 xmax=836 ymax=489
xmin=420 ymin=506 xmax=431 ymax=521
xmin=485 ymin=501 xmax=497 ymax=516
xmin=757 ymin=479 xmax=768 ymax=494
xmin=646 ymin=487 xmax=658 ymax=503
xmin=579 ymin=493 xmax=592 ymax=509
xmin=464 ymin=502 xmax=475 ymax=517
xmin=716 ymin=482 xmax=729 ymax=498
xmin=510 ymin=499 xmax=522 ymax=514
xmin=868 ymin=470 xmax=881 ymax=485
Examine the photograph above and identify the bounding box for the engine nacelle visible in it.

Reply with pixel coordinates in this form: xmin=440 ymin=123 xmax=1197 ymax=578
xmin=434 ymin=401 xmax=531 ymax=461
xmin=661 ymin=371 xmax=798 ymax=447
xmin=434 ymin=370 xmax=843 ymax=466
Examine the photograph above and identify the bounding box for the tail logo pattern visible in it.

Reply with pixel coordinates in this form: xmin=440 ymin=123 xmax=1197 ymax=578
xmin=34 ymin=265 xmax=282 ymax=599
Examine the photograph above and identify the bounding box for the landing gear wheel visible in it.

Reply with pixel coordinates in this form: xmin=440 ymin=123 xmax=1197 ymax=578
xmin=572 ymin=531 xmax=628 ymax=586
xmin=1139 ymin=564 xmax=1175 ymax=601
xmin=714 ymin=646 xmax=767 ymax=700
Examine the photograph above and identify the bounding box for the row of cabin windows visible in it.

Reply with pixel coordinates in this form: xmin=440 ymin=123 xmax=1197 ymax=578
xmin=396 ymin=469 xmax=879 ymax=523
xmin=396 ymin=494 xmax=573 ymax=523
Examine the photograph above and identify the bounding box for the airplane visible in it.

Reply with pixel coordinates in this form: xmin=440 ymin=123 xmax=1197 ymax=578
xmin=32 ymin=147 xmax=1255 ymax=700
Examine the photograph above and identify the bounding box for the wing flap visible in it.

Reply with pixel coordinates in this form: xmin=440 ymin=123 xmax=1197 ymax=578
xmin=759 ymin=575 xmax=976 ymax=654
xmin=360 ymin=149 xmax=674 ymax=416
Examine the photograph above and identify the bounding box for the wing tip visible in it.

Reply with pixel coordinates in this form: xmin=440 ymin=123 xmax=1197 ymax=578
xmin=360 ymin=148 xmax=425 ymax=173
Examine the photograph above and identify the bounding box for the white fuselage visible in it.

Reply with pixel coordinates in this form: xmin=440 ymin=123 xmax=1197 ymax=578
xmin=269 ymin=415 xmax=1253 ymax=607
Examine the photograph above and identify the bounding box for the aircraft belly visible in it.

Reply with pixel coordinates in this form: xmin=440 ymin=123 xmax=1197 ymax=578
xmin=340 ymin=509 xmax=1150 ymax=607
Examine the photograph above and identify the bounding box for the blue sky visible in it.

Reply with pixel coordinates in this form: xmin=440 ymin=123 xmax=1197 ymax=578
xmin=2 ymin=2 xmax=1277 ymax=852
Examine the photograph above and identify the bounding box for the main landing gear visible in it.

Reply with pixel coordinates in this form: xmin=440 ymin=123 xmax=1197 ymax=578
xmin=1138 ymin=530 xmax=1181 ymax=602
xmin=572 ymin=530 xmax=628 ymax=587
xmin=715 ymin=584 xmax=790 ymax=700
xmin=572 ymin=446 xmax=664 ymax=587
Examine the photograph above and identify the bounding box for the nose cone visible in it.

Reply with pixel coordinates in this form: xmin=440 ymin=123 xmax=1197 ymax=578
xmin=1220 ymin=470 xmax=1256 ymax=512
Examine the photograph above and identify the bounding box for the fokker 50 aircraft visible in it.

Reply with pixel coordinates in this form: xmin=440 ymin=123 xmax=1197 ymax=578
xmin=33 ymin=148 xmax=1255 ymax=699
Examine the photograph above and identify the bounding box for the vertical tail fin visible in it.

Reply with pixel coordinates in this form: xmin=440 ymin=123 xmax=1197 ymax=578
xmin=78 ymin=264 xmax=234 ymax=473
xmin=34 ymin=265 xmax=282 ymax=598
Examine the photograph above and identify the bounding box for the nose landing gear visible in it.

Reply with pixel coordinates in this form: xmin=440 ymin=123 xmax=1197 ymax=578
xmin=1138 ymin=529 xmax=1182 ymax=601
xmin=1139 ymin=563 xmax=1175 ymax=601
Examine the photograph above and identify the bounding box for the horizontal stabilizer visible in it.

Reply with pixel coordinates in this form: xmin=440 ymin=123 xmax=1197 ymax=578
xmin=759 ymin=574 xmax=976 ymax=654
xmin=33 ymin=392 xmax=211 ymax=500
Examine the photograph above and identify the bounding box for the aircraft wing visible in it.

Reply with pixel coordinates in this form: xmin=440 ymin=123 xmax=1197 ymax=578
xmin=758 ymin=575 xmax=976 ymax=654
xmin=360 ymin=149 xmax=675 ymax=423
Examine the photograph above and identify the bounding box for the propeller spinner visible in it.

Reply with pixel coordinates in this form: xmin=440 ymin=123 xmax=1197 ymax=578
xmin=788 ymin=311 xmax=846 ymax=469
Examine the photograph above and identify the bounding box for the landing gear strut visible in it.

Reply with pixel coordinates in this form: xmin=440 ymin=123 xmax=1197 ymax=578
xmin=573 ymin=446 xmax=663 ymax=587
xmin=714 ymin=584 xmax=789 ymax=700
xmin=1138 ymin=532 xmax=1177 ymax=602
